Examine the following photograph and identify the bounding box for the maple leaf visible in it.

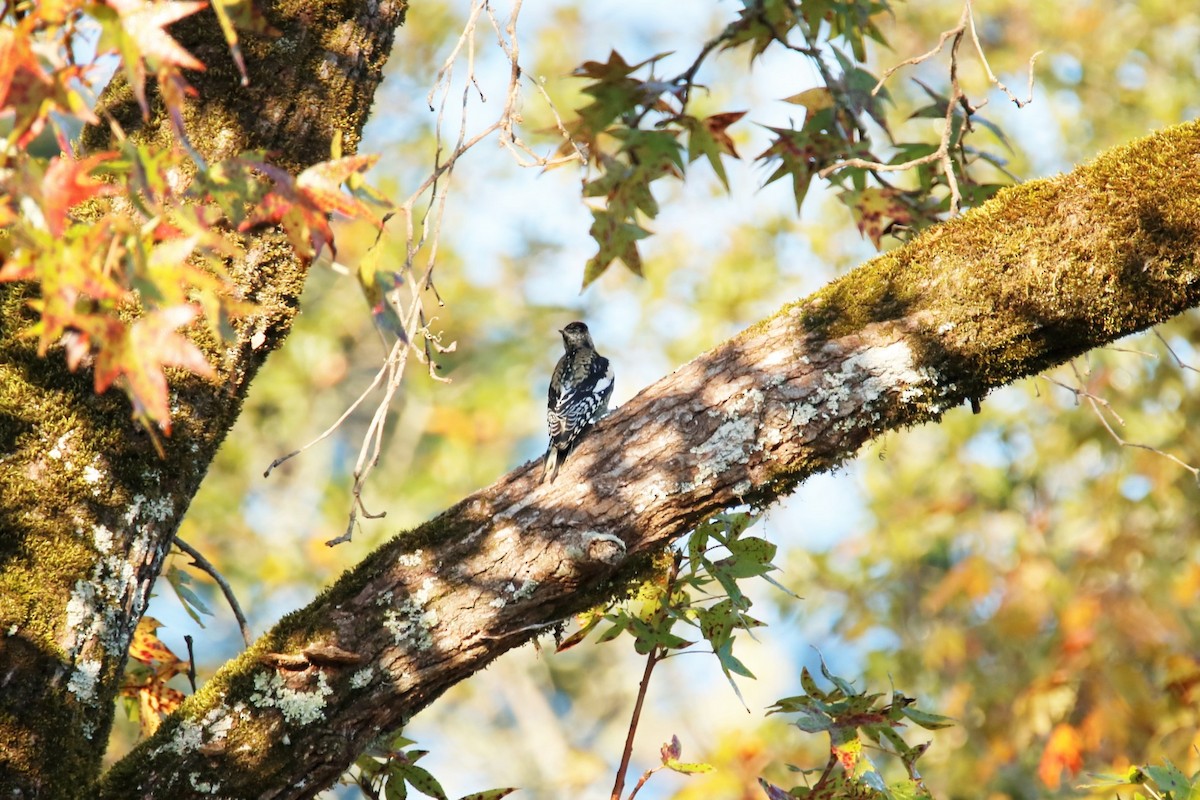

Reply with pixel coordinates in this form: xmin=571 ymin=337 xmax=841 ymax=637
xmin=0 ymin=220 xmax=130 ymax=355
xmin=135 ymin=681 xmax=186 ymax=736
xmin=105 ymin=0 xmax=207 ymax=71
xmin=683 ymin=111 xmax=747 ymax=190
xmin=0 ymin=19 xmax=97 ymax=147
xmin=123 ymin=618 xmax=189 ymax=736
xmin=90 ymin=304 xmax=215 ymax=433
xmin=239 ymin=155 xmax=384 ymax=259
xmin=40 ymin=152 xmax=119 ymax=237
xmin=128 ymin=616 xmax=186 ymax=672
xmin=94 ymin=0 xmax=206 ymax=119
xmin=842 ymin=187 xmax=915 ymax=248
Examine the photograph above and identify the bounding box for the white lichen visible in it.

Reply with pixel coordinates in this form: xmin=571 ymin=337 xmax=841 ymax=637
xmin=93 ymin=525 xmax=113 ymax=554
xmin=188 ymin=773 xmax=219 ymax=793
xmin=125 ymin=493 xmax=175 ymax=525
xmin=397 ymin=550 xmax=424 ymax=568
xmin=165 ymin=720 xmax=206 ymax=755
xmin=82 ymin=465 xmax=102 ymax=485
xmin=67 ymin=658 xmax=101 ymax=702
xmin=349 ymin=667 xmax=375 ymax=689
xmin=382 ymin=579 xmax=441 ymax=650
xmin=251 ymin=670 xmax=332 ymax=726
xmin=510 ymin=579 xmax=539 ymax=600
xmin=690 ymin=415 xmax=759 ymax=483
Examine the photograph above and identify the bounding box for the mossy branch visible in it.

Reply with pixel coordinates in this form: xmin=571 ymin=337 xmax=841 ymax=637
xmin=99 ymin=122 xmax=1200 ymax=798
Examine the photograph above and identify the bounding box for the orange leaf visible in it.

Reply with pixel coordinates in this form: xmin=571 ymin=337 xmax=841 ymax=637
xmin=41 ymin=152 xmax=119 ymax=237
xmin=0 ymin=19 xmax=93 ymax=146
xmin=240 ymin=155 xmax=383 ymax=258
xmin=1037 ymin=723 xmax=1083 ymax=789
xmin=128 ymin=616 xmax=183 ymax=667
xmin=296 ymin=156 xmax=384 ymax=226
xmin=702 ymin=111 xmax=747 ymax=158
xmin=136 ymin=680 xmax=186 ymax=736
xmin=91 ymin=304 xmax=215 ymax=433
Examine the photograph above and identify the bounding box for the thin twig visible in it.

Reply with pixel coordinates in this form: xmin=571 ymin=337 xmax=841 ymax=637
xmin=610 ymin=650 xmax=660 ymax=800
xmin=609 ymin=556 xmax=680 ymax=800
xmin=1042 ymin=364 xmax=1200 ymax=482
xmin=964 ymin=0 xmax=1041 ymax=108
xmin=183 ymin=634 xmax=197 ymax=692
xmin=626 ymin=766 xmax=662 ymax=800
xmin=263 ymin=353 xmax=393 ymax=477
xmin=1155 ymin=330 xmax=1200 ymax=374
xmin=173 ymin=536 xmax=253 ymax=648
xmin=274 ymin=1 xmax=571 ymax=545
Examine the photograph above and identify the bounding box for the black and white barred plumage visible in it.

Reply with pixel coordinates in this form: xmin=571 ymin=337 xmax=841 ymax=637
xmin=542 ymin=321 xmax=614 ymax=484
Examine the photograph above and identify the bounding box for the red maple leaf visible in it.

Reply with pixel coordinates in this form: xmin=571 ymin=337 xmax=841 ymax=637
xmin=41 ymin=152 xmax=119 ymax=237
xmin=90 ymin=304 xmax=215 ymax=432
xmin=239 ymin=155 xmax=383 ymax=259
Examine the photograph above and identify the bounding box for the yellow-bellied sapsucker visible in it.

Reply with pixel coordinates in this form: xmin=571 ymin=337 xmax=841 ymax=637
xmin=542 ymin=321 xmax=614 ymax=484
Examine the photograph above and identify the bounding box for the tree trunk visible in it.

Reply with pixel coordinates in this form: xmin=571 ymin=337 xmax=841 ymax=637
xmin=91 ymin=122 xmax=1200 ymax=798
xmin=0 ymin=2 xmax=408 ymax=797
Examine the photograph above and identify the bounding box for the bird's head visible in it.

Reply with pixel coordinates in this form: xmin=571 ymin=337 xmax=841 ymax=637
xmin=559 ymin=321 xmax=594 ymax=350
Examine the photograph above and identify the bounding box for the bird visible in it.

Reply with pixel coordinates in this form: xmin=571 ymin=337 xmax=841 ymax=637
xmin=542 ymin=321 xmax=614 ymax=484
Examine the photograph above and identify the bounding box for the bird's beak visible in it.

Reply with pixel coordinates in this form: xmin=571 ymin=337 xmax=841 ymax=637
xmin=557 ymin=328 xmax=565 ymax=334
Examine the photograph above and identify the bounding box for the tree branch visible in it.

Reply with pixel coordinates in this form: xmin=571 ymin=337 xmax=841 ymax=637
xmin=99 ymin=121 xmax=1200 ymax=798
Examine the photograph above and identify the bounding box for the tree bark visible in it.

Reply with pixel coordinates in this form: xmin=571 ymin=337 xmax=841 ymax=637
xmin=91 ymin=121 xmax=1200 ymax=798
xmin=0 ymin=2 xmax=407 ymax=797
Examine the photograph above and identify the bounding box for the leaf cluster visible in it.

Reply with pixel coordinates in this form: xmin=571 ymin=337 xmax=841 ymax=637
xmin=347 ymin=731 xmax=516 ymax=800
xmin=559 ymin=511 xmax=777 ymax=697
xmin=0 ymin=3 xmax=388 ymax=433
xmin=562 ymin=0 xmax=1017 ymax=286
xmin=760 ymin=661 xmax=952 ymax=800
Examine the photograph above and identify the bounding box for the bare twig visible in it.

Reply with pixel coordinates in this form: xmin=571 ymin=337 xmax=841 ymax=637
xmin=964 ymin=0 xmax=1042 ymax=108
xmin=626 ymin=765 xmax=662 ymax=800
xmin=1155 ymin=330 xmax=1200 ymax=375
xmin=1042 ymin=362 xmax=1200 ymax=482
xmin=172 ymin=536 xmax=253 ymax=648
xmin=609 ymin=556 xmax=681 ymax=800
xmin=263 ymin=353 xmax=394 ymax=478
xmin=610 ymin=649 xmax=660 ymax=800
xmin=183 ymin=635 xmax=197 ymax=692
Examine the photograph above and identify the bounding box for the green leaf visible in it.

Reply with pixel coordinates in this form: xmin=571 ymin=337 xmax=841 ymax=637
xmin=455 ymin=790 xmax=517 ymax=800
xmin=716 ymin=638 xmax=755 ymax=679
xmin=682 ymin=111 xmax=747 ymax=191
xmin=385 ymin=771 xmax=409 ymax=800
xmin=723 ymin=536 xmax=778 ymax=578
xmin=584 ymin=209 xmax=649 ymax=286
xmin=391 ymin=763 xmax=448 ymax=800
xmin=899 ymin=706 xmax=955 ymax=730
xmin=664 ymin=759 xmax=716 ymax=775
xmin=165 ymin=564 xmax=211 ymax=625
xmin=817 ymin=655 xmax=856 ymax=697
xmin=1145 ymin=762 xmax=1191 ymax=794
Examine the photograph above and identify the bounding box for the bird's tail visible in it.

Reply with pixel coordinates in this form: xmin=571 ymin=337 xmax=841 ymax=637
xmin=541 ymin=447 xmax=560 ymax=484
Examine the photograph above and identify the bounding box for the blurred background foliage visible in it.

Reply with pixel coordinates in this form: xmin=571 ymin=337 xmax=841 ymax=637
xmin=107 ymin=1 xmax=1200 ymax=798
